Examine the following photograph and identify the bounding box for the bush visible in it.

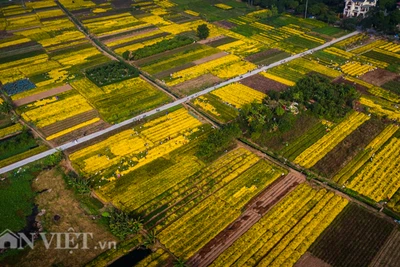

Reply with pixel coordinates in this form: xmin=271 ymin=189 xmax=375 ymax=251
xmin=86 ymin=61 xmax=139 ymax=86
xmin=197 ymin=24 xmax=210 ymax=40
xmin=197 ymin=123 xmax=241 ymax=160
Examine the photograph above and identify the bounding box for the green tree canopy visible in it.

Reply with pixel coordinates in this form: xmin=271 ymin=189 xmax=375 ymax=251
xmin=197 ymin=24 xmax=210 ymax=40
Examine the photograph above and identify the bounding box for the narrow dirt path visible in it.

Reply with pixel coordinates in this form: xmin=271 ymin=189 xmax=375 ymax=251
xmin=13 ymin=84 xmax=73 ymax=107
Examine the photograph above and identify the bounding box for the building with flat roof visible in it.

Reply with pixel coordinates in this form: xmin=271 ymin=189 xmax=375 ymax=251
xmin=343 ymin=0 xmax=377 ymax=18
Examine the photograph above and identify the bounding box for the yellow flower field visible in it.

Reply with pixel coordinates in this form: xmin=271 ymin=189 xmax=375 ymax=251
xmin=83 ymin=12 xmax=141 ymax=35
xmin=0 ymin=124 xmax=23 ymax=139
xmin=211 ymin=83 xmax=265 ymax=108
xmin=21 ymin=94 xmax=94 ymax=128
xmin=26 ymin=0 xmax=57 ymax=9
xmin=53 ymin=47 xmax=103 ymax=66
xmin=215 ymin=3 xmax=232 ymax=9
xmin=70 ymin=108 xmax=202 ymax=176
xmin=333 ymin=124 xmax=399 ymax=185
xmin=167 ymin=55 xmax=256 ymax=86
xmin=360 ymin=97 xmax=400 ymax=121
xmin=193 ymin=97 xmax=220 ymax=117
xmin=58 ymin=0 xmax=95 ymax=10
xmin=341 ymin=61 xmax=375 ymax=76
xmin=294 ymin=112 xmax=370 ymax=168
xmin=0 ymin=37 xmax=31 ymax=49
xmin=70 ymin=78 xmax=103 ymax=100
xmin=324 ymin=47 xmax=353 ymax=59
xmin=185 ymin=10 xmax=199 ymax=16
xmin=348 ymin=137 xmax=400 ymax=202
xmin=211 ymin=184 xmax=348 ymax=267
xmin=260 ymin=72 xmax=296 ymax=86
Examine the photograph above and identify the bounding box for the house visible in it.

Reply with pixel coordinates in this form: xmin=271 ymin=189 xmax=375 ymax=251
xmin=0 ymin=230 xmax=19 ymax=249
xmin=343 ymin=0 xmax=377 ymax=18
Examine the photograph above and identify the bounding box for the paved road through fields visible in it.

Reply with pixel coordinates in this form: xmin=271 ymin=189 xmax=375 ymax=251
xmin=0 ymin=30 xmax=360 ymax=174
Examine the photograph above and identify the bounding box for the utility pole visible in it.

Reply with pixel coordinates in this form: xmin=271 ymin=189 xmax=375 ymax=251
xmin=304 ymin=0 xmax=308 ymax=18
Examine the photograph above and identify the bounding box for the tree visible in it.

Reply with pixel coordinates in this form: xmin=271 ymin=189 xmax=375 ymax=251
xmin=122 ymin=50 xmax=130 ymax=60
xmin=0 ymin=100 xmax=12 ymax=113
xmin=108 ymin=211 xmax=143 ymax=239
xmin=197 ymin=123 xmax=241 ymax=160
xmin=197 ymin=24 xmax=210 ymax=39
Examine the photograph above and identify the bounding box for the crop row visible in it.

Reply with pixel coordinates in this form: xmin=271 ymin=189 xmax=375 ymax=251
xmin=21 ymin=93 xmax=93 ymax=128
xmin=0 ymin=123 xmax=23 ymax=139
xmin=211 ymin=83 xmax=265 ymax=108
xmin=348 ymin=137 xmax=400 ymax=201
xmin=334 ymin=123 xmax=395 ymax=183
xmin=359 ymin=97 xmax=400 ymax=121
xmin=157 ymin=152 xmax=285 ymax=260
xmin=167 ymin=54 xmax=256 ymax=86
xmin=294 ymin=112 xmax=370 ymax=168
xmin=70 ymin=108 xmax=202 ymax=176
xmin=211 ymin=184 xmax=348 ymax=267
xmin=341 ymin=61 xmax=375 ymax=76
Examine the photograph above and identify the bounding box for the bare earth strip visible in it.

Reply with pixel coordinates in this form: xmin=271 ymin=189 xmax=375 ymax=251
xmin=171 ymin=74 xmax=223 ymax=97
xmin=41 ymin=109 xmax=99 ymax=136
xmin=154 ymin=62 xmax=196 ymax=79
xmin=295 ymin=252 xmax=332 ymax=267
xmin=241 ymin=74 xmax=288 ymax=93
xmin=192 ymin=51 xmax=228 ymax=65
xmin=102 ymin=27 xmax=158 ymax=44
xmin=198 ymin=35 xmax=225 ymax=45
xmin=360 ymin=68 xmax=398 ymax=86
xmin=13 ymin=84 xmax=72 ymax=107
xmin=187 ymin=170 xmax=306 ymax=267
xmin=369 ymin=229 xmax=400 ymax=267
xmin=51 ymin=120 xmax=109 ymax=146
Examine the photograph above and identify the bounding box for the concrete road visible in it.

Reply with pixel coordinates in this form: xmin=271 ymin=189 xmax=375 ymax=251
xmin=0 ymin=31 xmax=359 ymax=175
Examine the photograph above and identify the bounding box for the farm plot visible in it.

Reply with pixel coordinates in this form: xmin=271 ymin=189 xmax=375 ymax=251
xmin=0 ymin=131 xmax=47 ymax=167
xmin=211 ymin=83 xmax=265 ymax=108
xmin=341 ymin=61 xmax=375 ymax=77
xmin=359 ymin=96 xmax=400 ymax=121
xmin=294 ymin=112 xmax=370 ymax=168
xmin=369 ymin=230 xmax=400 ymax=267
xmin=165 ymin=54 xmax=256 ymax=87
xmin=333 ymin=124 xmax=399 ymax=185
xmin=15 ymin=17 xmax=88 ymax=52
xmin=313 ymin=118 xmax=385 ymax=178
xmin=309 ymin=203 xmax=394 ymax=267
xmin=210 ymin=184 xmax=348 ymax=267
xmin=0 ymin=123 xmax=23 ymax=139
xmin=20 ymin=91 xmax=94 ymax=129
xmin=82 ymin=12 xmax=144 ymax=36
xmin=156 ymin=151 xmax=286 ymax=260
xmin=360 ymin=68 xmax=398 ymax=86
xmin=87 ymin=77 xmax=171 ymax=123
xmin=382 ymin=78 xmax=400 ymax=95
xmin=70 ymin=108 xmax=202 ymax=178
xmin=136 ymin=249 xmax=172 ymax=267
xmin=245 ymin=49 xmax=290 ymax=66
xmin=280 ymin=121 xmax=328 ymax=161
xmin=193 ymin=94 xmax=238 ymax=123
xmin=363 ymin=49 xmax=400 ymax=65
xmin=262 ymin=58 xmax=340 ymax=85
xmin=240 ymin=74 xmax=288 ymax=93
xmin=347 ymin=136 xmax=400 ymax=202
xmin=140 ymin=45 xmax=220 ymax=76
xmin=192 ymin=83 xmax=264 ymax=123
